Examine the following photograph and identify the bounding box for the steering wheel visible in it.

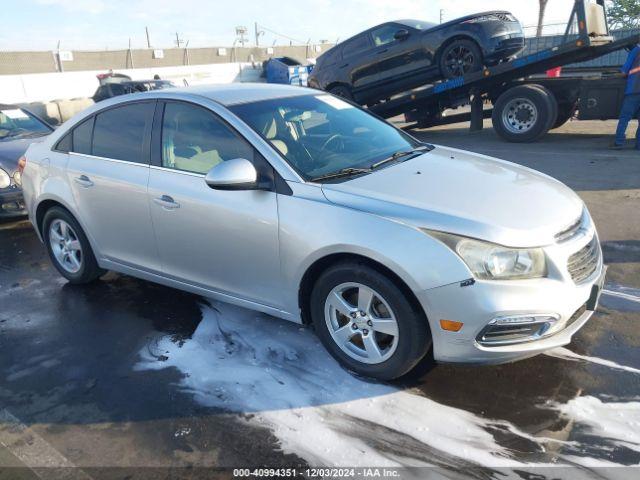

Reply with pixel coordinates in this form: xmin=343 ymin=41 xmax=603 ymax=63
xmin=320 ymin=133 xmax=344 ymax=156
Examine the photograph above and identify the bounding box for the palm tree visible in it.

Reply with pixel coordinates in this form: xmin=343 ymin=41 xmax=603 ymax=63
xmin=537 ymin=0 xmax=550 ymax=36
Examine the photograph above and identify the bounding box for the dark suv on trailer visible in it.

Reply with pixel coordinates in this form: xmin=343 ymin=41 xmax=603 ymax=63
xmin=308 ymin=13 xmax=524 ymax=105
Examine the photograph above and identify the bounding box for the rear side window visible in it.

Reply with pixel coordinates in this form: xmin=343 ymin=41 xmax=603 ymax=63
xmin=92 ymin=102 xmax=154 ymax=163
xmin=72 ymin=117 xmax=93 ymax=155
xmin=342 ymin=35 xmax=370 ymax=58
xmin=318 ymin=46 xmax=341 ymax=66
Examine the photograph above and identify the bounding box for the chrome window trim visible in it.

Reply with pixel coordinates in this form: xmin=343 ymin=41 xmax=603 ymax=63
xmin=149 ymin=164 xmax=205 ymax=178
xmin=68 ymin=151 xmax=150 ymax=167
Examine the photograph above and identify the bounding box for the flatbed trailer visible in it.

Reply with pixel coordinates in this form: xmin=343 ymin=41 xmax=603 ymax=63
xmin=367 ymin=0 xmax=640 ymax=142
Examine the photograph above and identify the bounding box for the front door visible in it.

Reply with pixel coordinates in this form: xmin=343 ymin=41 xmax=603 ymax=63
xmin=147 ymin=101 xmax=282 ymax=308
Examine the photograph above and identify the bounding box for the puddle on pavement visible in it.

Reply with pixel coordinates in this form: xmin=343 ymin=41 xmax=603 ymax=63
xmin=135 ymin=301 xmax=640 ymax=474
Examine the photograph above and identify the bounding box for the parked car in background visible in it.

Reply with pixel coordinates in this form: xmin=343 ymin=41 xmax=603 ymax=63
xmin=0 ymin=105 xmax=53 ymax=218
xmin=308 ymin=12 xmax=524 ymax=104
xmin=22 ymin=85 xmax=604 ymax=380
xmin=92 ymin=79 xmax=176 ymax=102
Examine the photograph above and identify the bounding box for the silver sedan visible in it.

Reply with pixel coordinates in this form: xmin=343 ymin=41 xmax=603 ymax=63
xmin=20 ymin=84 xmax=605 ymax=379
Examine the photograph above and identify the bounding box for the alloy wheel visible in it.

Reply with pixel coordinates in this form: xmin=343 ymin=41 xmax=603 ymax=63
xmin=324 ymin=282 xmax=399 ymax=364
xmin=444 ymin=46 xmax=477 ymax=76
xmin=49 ymin=219 xmax=83 ymax=274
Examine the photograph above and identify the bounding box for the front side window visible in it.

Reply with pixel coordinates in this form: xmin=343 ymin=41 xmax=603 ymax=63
xmin=161 ymin=102 xmax=253 ymax=175
xmin=372 ymin=25 xmax=400 ymax=47
xmin=92 ymin=102 xmax=154 ymax=163
xmin=230 ymin=94 xmax=422 ymax=181
xmin=0 ymin=108 xmax=51 ymax=141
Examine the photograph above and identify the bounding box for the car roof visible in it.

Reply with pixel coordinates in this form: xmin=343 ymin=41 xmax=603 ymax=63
xmin=161 ymin=83 xmax=316 ymax=106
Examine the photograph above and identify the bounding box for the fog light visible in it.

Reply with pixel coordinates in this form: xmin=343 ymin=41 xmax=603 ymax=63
xmin=477 ymin=314 xmax=559 ymax=346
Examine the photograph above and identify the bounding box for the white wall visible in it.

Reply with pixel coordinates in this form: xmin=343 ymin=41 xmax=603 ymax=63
xmin=0 ymin=62 xmax=263 ymax=104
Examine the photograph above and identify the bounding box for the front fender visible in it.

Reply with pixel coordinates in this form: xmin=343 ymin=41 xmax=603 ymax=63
xmin=278 ymin=183 xmax=471 ymax=318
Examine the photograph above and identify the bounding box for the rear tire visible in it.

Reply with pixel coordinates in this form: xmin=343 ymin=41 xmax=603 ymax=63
xmin=491 ymin=84 xmax=556 ymax=143
xmin=310 ymin=261 xmax=432 ymax=380
xmin=328 ymin=85 xmax=353 ymax=100
xmin=439 ymin=39 xmax=483 ymax=79
xmin=43 ymin=206 xmax=105 ymax=284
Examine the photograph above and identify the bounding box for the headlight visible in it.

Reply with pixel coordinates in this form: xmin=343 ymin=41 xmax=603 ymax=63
xmin=426 ymin=231 xmax=547 ymax=280
xmin=0 ymin=168 xmax=10 ymax=189
xmin=13 ymin=170 xmax=21 ymax=186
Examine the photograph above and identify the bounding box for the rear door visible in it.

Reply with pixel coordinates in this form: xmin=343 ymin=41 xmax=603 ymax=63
xmin=65 ymin=101 xmax=160 ymax=271
xmin=147 ymin=100 xmax=282 ymax=308
xmin=340 ymin=34 xmax=376 ymax=92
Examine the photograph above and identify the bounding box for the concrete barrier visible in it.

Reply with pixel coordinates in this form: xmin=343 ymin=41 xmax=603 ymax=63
xmin=0 ymin=62 xmax=263 ymax=105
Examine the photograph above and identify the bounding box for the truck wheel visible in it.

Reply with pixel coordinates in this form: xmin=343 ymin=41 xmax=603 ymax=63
xmin=439 ymin=39 xmax=483 ymax=79
xmin=328 ymin=85 xmax=353 ymax=100
xmin=491 ymin=85 xmax=556 ymax=143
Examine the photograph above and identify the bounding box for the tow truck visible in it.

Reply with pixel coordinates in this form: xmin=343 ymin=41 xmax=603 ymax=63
xmin=366 ymin=0 xmax=640 ymax=142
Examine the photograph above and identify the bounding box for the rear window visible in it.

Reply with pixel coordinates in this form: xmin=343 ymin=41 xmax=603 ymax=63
xmin=92 ymin=102 xmax=154 ymax=163
xmin=318 ymin=46 xmax=341 ymax=66
xmin=342 ymin=35 xmax=370 ymax=57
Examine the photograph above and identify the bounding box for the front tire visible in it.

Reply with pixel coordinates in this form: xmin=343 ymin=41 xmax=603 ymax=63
xmin=43 ymin=206 xmax=105 ymax=284
xmin=310 ymin=261 xmax=431 ymax=380
xmin=439 ymin=39 xmax=483 ymax=79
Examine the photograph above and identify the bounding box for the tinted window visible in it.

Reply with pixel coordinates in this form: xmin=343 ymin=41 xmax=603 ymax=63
xmin=92 ymin=102 xmax=154 ymax=163
xmin=318 ymin=46 xmax=341 ymax=66
xmin=0 ymin=108 xmax=51 ymax=141
xmin=372 ymin=25 xmax=401 ymax=46
xmin=342 ymin=35 xmax=370 ymax=57
xmin=161 ymin=102 xmax=253 ymax=175
xmin=55 ymin=132 xmax=72 ymax=152
xmin=72 ymin=117 xmax=93 ymax=155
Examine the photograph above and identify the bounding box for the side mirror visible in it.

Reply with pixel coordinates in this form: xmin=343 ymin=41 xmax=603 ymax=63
xmin=394 ymin=29 xmax=410 ymax=41
xmin=205 ymin=158 xmax=263 ymax=191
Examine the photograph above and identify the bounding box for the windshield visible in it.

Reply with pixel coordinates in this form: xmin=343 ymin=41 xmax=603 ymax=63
xmin=230 ymin=94 xmax=422 ymax=181
xmin=0 ymin=108 xmax=52 ymax=141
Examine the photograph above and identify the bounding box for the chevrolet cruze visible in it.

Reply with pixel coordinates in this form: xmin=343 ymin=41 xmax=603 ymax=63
xmin=21 ymin=84 xmax=605 ymax=380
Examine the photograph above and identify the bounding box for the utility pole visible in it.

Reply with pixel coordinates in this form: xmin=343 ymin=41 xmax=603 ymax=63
xmin=175 ymin=32 xmax=184 ymax=48
xmin=255 ymin=22 xmax=259 ymax=46
xmin=440 ymin=9 xmax=444 ymax=24
xmin=145 ymin=26 xmax=151 ymax=48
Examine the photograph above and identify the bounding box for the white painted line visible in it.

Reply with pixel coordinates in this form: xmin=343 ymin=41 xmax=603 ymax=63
xmin=603 ymin=289 xmax=640 ymax=304
xmin=0 ymin=409 xmax=92 ymax=480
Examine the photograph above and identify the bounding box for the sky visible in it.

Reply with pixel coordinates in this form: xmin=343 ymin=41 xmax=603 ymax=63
xmin=1 ymin=0 xmax=576 ymax=51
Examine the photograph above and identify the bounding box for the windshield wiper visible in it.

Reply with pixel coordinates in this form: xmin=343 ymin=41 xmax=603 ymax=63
xmin=370 ymin=144 xmax=432 ymax=170
xmin=310 ymin=167 xmax=372 ymax=182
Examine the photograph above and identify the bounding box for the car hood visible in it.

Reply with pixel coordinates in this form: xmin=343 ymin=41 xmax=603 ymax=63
xmin=0 ymin=137 xmax=45 ymax=174
xmin=321 ymin=146 xmax=584 ymax=248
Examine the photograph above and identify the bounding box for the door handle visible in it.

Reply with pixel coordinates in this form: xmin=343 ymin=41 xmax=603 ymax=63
xmin=74 ymin=175 xmax=94 ymax=188
xmin=339 ymin=63 xmax=349 ymax=68
xmin=376 ymin=49 xmax=388 ymax=54
xmin=153 ymin=194 xmax=180 ymax=210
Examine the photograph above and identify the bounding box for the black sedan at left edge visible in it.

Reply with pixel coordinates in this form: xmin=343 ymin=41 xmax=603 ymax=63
xmin=0 ymin=104 xmax=53 ymax=218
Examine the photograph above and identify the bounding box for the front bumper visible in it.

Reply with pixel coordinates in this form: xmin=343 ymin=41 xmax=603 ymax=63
xmin=417 ymin=230 xmax=605 ymax=364
xmin=0 ymin=187 xmax=26 ymax=217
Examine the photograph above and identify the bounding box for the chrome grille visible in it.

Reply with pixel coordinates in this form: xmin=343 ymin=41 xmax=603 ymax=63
xmin=555 ymin=215 xmax=583 ymax=243
xmin=567 ymin=236 xmax=600 ymax=284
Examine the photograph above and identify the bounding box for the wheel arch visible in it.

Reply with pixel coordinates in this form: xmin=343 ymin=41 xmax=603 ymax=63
xmin=298 ymin=252 xmax=428 ymax=327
